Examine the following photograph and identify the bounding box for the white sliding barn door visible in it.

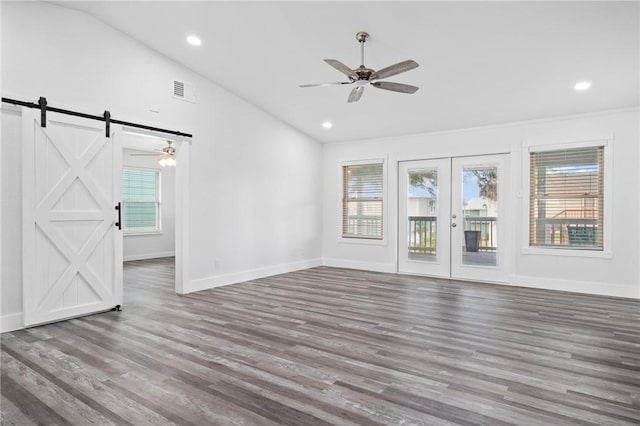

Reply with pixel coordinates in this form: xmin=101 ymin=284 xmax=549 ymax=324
xmin=22 ymin=109 xmax=122 ymax=327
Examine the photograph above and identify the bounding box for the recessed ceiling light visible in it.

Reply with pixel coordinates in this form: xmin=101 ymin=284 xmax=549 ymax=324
xmin=322 ymin=121 xmax=333 ymax=129
xmin=187 ymin=35 xmax=201 ymax=46
xmin=574 ymin=81 xmax=591 ymax=91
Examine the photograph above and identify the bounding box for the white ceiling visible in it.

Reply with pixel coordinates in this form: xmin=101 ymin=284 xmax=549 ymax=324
xmin=55 ymin=1 xmax=639 ymax=143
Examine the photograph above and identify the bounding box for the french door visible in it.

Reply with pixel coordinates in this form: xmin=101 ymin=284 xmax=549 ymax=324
xmin=22 ymin=109 xmax=123 ymax=327
xmin=398 ymin=154 xmax=509 ymax=283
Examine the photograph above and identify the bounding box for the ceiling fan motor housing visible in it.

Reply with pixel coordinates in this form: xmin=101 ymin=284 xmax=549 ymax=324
xmin=354 ymin=67 xmax=375 ymax=82
xmin=356 ymin=31 xmax=369 ymax=43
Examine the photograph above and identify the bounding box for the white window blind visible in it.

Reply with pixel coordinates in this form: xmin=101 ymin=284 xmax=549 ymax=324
xmin=529 ymin=146 xmax=604 ymax=249
xmin=342 ymin=163 xmax=383 ymax=239
xmin=123 ymin=168 xmax=160 ymax=233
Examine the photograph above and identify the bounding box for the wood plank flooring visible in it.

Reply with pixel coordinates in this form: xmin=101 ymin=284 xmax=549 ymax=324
xmin=2 ymin=258 xmax=640 ymax=425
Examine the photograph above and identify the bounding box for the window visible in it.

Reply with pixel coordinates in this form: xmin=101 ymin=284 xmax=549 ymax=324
xmin=122 ymin=168 xmax=160 ymax=234
xmin=342 ymin=162 xmax=384 ymax=239
xmin=529 ymin=146 xmax=604 ymax=250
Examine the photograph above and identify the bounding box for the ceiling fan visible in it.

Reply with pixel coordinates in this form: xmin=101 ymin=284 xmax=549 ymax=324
xmin=130 ymin=140 xmax=176 ymax=167
xmin=300 ymin=32 xmax=419 ymax=103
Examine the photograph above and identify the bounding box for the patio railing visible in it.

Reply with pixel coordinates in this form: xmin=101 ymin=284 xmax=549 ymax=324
xmin=407 ymin=216 xmax=498 ymax=254
xmin=408 ymin=216 xmax=437 ymax=254
xmin=534 ymin=218 xmax=598 ymax=246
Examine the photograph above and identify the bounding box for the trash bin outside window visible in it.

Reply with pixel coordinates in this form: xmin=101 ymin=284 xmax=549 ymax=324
xmin=464 ymin=230 xmax=481 ymax=252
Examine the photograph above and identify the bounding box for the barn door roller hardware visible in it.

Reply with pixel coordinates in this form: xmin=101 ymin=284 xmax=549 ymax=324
xmin=104 ymin=110 xmax=111 ymax=137
xmin=2 ymin=96 xmax=193 ymax=139
xmin=38 ymin=97 xmax=47 ymax=128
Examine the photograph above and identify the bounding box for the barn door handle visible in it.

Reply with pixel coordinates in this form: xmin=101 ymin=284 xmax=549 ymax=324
xmin=115 ymin=202 xmax=122 ymax=230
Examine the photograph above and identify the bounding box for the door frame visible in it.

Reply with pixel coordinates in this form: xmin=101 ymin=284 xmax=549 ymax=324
xmin=450 ymin=154 xmax=510 ymax=283
xmin=397 ymin=153 xmax=511 ymax=284
xmin=118 ymin=126 xmax=191 ymax=295
xmin=397 ymin=158 xmax=452 ymax=278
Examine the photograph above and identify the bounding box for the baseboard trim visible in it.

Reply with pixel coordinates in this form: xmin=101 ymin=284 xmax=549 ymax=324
xmin=512 ymin=275 xmax=639 ymax=299
xmin=123 ymin=251 xmax=175 ymax=262
xmin=323 ymin=260 xmax=639 ymax=299
xmin=1 ymin=312 xmax=23 ymax=333
xmin=322 ymin=258 xmax=397 ymax=274
xmin=186 ymin=258 xmax=324 ymax=293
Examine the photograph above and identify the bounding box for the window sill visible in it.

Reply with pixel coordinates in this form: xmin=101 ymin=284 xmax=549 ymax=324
xmin=337 ymin=237 xmax=387 ymax=246
xmin=521 ymin=247 xmax=612 ymax=259
xmin=124 ymin=231 xmax=163 ymax=237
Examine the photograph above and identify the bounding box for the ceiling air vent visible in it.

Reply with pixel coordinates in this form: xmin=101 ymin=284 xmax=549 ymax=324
xmin=174 ymin=80 xmax=185 ymax=97
xmin=172 ymin=79 xmax=196 ymax=103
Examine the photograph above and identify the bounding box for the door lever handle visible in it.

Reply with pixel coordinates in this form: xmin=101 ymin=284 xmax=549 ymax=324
xmin=115 ymin=202 xmax=122 ymax=230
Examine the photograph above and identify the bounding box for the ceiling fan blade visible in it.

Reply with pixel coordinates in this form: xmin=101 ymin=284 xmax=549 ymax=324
xmin=324 ymin=59 xmax=356 ymax=79
xmin=348 ymin=86 xmax=364 ymax=103
xmin=299 ymin=81 xmax=353 ymax=88
xmin=372 ymin=59 xmax=419 ymax=80
xmin=371 ymin=81 xmax=419 ymax=94
xmin=130 ymin=152 xmax=162 ymax=156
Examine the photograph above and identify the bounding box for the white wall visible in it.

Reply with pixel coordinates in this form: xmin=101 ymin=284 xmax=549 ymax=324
xmin=0 ymin=107 xmax=23 ymax=331
xmin=323 ymin=109 xmax=640 ymax=298
xmin=122 ymin=149 xmax=176 ymax=261
xmin=1 ymin=1 xmax=323 ymax=331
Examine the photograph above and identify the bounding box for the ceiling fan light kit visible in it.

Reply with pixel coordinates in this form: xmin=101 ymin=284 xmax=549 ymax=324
xmin=158 ymin=156 xmax=176 ymax=167
xmin=300 ymin=31 xmax=419 ymax=103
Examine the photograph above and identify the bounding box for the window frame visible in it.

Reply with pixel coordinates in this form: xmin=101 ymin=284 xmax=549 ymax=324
xmin=521 ymin=138 xmax=612 ymax=258
xmin=338 ymin=158 xmax=387 ymax=244
xmin=122 ymin=166 xmax=162 ymax=235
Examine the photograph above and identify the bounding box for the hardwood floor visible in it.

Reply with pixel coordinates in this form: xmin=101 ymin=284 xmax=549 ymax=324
xmin=2 ymin=258 xmax=640 ymax=425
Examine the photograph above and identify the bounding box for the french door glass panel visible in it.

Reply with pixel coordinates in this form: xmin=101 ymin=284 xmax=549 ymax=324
xmin=408 ymin=168 xmax=438 ymax=259
xmin=461 ymin=166 xmax=498 ymax=266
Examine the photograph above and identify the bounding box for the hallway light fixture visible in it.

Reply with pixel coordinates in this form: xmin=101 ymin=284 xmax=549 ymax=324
xmin=158 ymin=141 xmax=177 ymax=167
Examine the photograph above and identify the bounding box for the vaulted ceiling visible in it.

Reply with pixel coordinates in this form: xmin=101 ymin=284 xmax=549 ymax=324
xmin=55 ymin=1 xmax=639 ymax=143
